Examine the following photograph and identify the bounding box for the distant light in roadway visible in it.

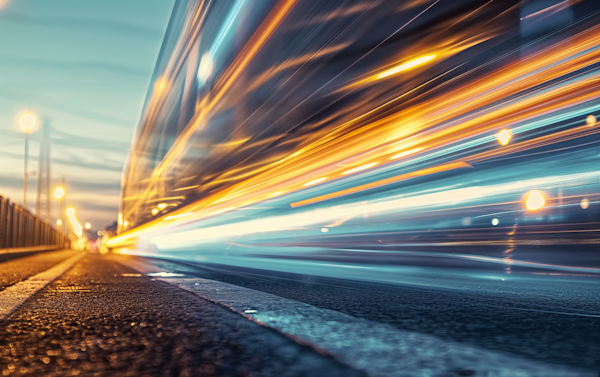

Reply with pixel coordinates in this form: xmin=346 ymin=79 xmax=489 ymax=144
xmin=85 ymin=222 xmax=91 ymax=229
xmin=66 ymin=207 xmax=75 ymax=217
xmin=376 ymin=54 xmax=436 ymax=79
xmin=53 ymin=187 xmax=65 ymax=200
xmin=497 ymin=129 xmax=512 ymax=145
xmin=123 ymin=221 xmax=129 ymax=227
xmin=491 ymin=218 xmax=499 ymax=226
xmin=321 ymin=228 xmax=329 ymax=233
xmin=525 ymin=190 xmax=545 ymax=210
xmin=303 ymin=177 xmax=327 ymax=187
xmin=152 ymin=208 xmax=159 ymax=215
xmin=57 ymin=219 xmax=62 ymax=226
xmin=157 ymin=203 xmax=167 ymax=210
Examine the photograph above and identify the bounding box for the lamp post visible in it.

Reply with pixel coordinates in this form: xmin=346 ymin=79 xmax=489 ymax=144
xmin=19 ymin=113 xmax=36 ymax=209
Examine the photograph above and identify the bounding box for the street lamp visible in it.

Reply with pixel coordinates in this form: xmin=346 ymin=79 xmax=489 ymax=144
xmin=85 ymin=222 xmax=91 ymax=229
xmin=19 ymin=113 xmax=36 ymax=209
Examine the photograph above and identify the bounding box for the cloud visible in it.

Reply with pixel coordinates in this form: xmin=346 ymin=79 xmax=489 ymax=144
xmin=0 ymin=174 xmax=121 ymax=193
xmin=0 ymin=150 xmax=124 ymax=173
xmin=52 ymin=128 xmax=131 ymax=154
xmin=0 ymin=9 xmax=164 ymax=39
xmin=0 ymin=93 xmax=136 ymax=128
xmin=0 ymin=57 xmax=149 ymax=78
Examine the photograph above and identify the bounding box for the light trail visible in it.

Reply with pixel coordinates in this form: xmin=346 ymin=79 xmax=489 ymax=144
xmin=109 ymin=0 xmax=600 ymax=281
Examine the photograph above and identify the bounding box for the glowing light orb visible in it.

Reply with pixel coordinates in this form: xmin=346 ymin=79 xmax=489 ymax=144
xmin=491 ymin=218 xmax=499 ymax=226
xmin=85 ymin=222 xmax=91 ymax=229
xmin=53 ymin=187 xmax=65 ymax=200
xmin=152 ymin=208 xmax=159 ymax=215
xmin=497 ymin=129 xmax=512 ymax=145
xmin=586 ymin=115 xmax=596 ymax=126
xmin=19 ymin=113 xmax=36 ymax=131
xmin=580 ymin=198 xmax=589 ymax=209
xmin=123 ymin=221 xmax=129 ymax=227
xmin=57 ymin=219 xmax=62 ymax=226
xmin=66 ymin=207 xmax=75 ymax=217
xmin=157 ymin=203 xmax=167 ymax=210
xmin=525 ymin=190 xmax=545 ymax=210
xmin=321 ymin=228 xmax=329 ymax=233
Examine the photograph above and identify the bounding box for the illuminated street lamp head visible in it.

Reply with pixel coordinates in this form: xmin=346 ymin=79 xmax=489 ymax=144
xmin=85 ymin=222 xmax=91 ymax=229
xmin=525 ymin=190 xmax=545 ymax=210
xmin=19 ymin=113 xmax=36 ymax=132
xmin=497 ymin=129 xmax=512 ymax=145
xmin=57 ymin=219 xmax=62 ymax=226
xmin=66 ymin=207 xmax=75 ymax=217
xmin=53 ymin=187 xmax=65 ymax=200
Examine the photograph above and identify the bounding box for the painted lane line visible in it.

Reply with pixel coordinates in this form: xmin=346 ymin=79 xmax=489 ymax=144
xmin=119 ymin=257 xmax=592 ymax=377
xmin=0 ymin=252 xmax=86 ymax=321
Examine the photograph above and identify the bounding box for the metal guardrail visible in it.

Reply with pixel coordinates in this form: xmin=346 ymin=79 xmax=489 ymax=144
xmin=0 ymin=195 xmax=67 ymax=250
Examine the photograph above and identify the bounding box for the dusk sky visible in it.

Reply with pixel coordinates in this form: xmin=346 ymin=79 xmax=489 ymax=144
xmin=0 ymin=0 xmax=175 ymax=231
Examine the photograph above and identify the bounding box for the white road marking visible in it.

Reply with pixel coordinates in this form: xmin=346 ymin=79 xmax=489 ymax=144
xmin=119 ymin=257 xmax=593 ymax=377
xmin=0 ymin=252 xmax=85 ymax=321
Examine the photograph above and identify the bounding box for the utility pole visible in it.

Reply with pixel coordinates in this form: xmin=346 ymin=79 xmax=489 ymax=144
xmin=36 ymin=118 xmax=51 ymax=222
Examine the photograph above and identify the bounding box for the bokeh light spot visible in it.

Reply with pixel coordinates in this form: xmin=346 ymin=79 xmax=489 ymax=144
xmin=525 ymin=190 xmax=545 ymax=210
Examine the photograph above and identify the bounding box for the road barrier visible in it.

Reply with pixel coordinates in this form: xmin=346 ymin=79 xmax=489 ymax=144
xmin=0 ymin=195 xmax=67 ymax=250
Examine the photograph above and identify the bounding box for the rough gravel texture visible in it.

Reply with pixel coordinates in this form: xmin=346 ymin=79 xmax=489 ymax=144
xmin=0 ymin=254 xmax=364 ymax=377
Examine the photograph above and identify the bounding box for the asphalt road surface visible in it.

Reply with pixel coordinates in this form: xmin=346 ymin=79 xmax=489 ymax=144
xmin=0 ymin=249 xmax=598 ymax=377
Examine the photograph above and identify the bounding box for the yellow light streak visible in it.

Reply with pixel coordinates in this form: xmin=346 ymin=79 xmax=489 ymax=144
xmin=342 ymin=162 xmax=378 ymax=175
xmin=173 ymin=185 xmax=200 ymax=191
xmin=109 ymin=24 xmax=600 ymax=249
xmin=291 ymin=162 xmax=471 ymax=208
xmin=376 ymin=54 xmax=436 ymax=79
xmin=390 ymin=147 xmax=424 ymax=160
xmin=303 ymin=177 xmax=327 ymax=187
xmin=152 ymin=0 xmax=298 ymax=178
xmin=163 ymin=212 xmax=194 ymax=221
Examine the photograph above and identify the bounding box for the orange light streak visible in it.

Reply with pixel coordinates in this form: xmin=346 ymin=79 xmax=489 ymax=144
xmin=109 ymin=24 xmax=600 ymax=248
xmin=291 ymin=161 xmax=471 ymax=208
